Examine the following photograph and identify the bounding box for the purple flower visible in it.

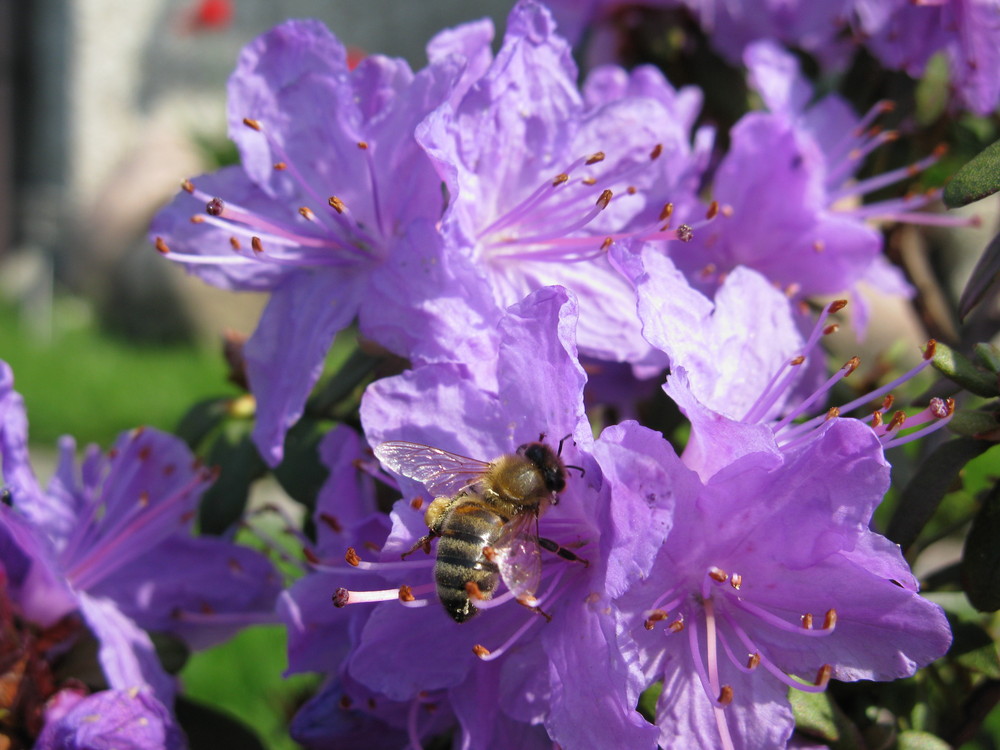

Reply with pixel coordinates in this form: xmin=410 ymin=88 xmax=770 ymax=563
xmin=0 ymin=360 xmax=281 ymax=706
xmin=664 ymin=40 xmax=972 ymax=332
xmin=35 ymin=687 xmax=184 ymax=750
xmin=610 ymin=416 xmax=952 ymax=749
xmin=854 ymin=0 xmax=1000 ymax=115
xmin=321 ymin=286 xmax=666 ymax=749
xmin=418 ymin=0 xmax=710 ymax=368
xmin=151 ymin=19 xmax=492 ymax=464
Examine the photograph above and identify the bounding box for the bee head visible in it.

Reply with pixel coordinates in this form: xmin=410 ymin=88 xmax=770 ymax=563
xmin=518 ymin=442 xmax=566 ymax=494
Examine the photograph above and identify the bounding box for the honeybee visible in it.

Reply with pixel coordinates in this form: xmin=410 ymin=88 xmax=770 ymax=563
xmin=373 ymin=438 xmax=586 ymax=623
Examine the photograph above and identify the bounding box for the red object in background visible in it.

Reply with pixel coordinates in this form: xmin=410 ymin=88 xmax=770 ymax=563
xmin=346 ymin=46 xmax=366 ymax=71
xmin=179 ymin=0 xmax=233 ymax=33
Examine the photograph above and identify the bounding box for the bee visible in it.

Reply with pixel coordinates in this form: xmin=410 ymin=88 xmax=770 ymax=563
xmin=373 ymin=438 xmax=587 ymax=623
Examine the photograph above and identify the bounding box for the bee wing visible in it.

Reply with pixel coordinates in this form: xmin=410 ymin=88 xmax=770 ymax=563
xmin=492 ymin=514 xmax=543 ymax=602
xmin=373 ymin=441 xmax=491 ymax=498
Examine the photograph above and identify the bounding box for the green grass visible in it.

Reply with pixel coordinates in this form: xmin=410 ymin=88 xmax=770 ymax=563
xmin=0 ymin=297 xmax=236 ymax=447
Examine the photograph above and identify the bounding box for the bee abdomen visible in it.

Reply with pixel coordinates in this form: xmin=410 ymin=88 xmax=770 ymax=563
xmin=434 ymin=505 xmax=505 ymax=623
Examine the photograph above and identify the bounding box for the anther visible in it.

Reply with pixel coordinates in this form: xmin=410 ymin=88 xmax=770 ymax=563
xmin=398 ymin=585 xmax=415 ymax=603
xmin=155 ymin=237 xmax=170 ymax=254
xmin=181 ymin=179 xmax=194 ymax=193
xmin=410 ymin=497 xmax=424 ymax=511
xmin=627 ymin=185 xmax=637 ymax=195
xmin=826 ymin=407 xmax=840 ymax=420
xmin=650 ymin=144 xmax=663 ymax=160
xmin=668 ymin=618 xmax=685 ymax=633
xmin=339 ymin=695 xmax=352 ymax=709
xmin=823 ymin=324 xmax=839 ymax=335
xmin=718 ymin=686 xmax=734 ymax=705
xmin=581 ymin=176 xmax=597 ymax=185
xmin=333 ymin=587 xmax=350 ymax=607
xmin=886 ymin=411 xmax=907 ymax=431
xmin=274 ymin=162 xmax=287 ymax=171
xmin=814 ymin=664 xmax=832 ymax=688
xmin=871 ymin=411 xmax=884 ymax=428
xmin=644 ymin=609 xmax=669 ymax=630
xmin=190 ymin=215 xmax=206 ymax=223
xmin=552 ymin=173 xmax=569 ymax=187
xmin=706 ymin=201 xmax=719 ymax=220
xmin=303 ymin=547 xmax=320 ymax=565
xmin=676 ymin=224 xmax=693 ymax=242
xmin=243 ymin=117 xmax=262 ymax=131
xmin=828 ymin=299 xmax=848 ymax=314
xmin=813 ymin=240 xmax=825 ymax=253
xmin=597 ymin=189 xmax=613 ymax=209
xmin=791 ymin=356 xmax=806 ymax=366
xmin=823 ymin=609 xmax=837 ymax=630
xmin=923 ymin=339 xmax=937 ymax=360
xmin=747 ymin=653 xmax=761 ymax=670
xmin=328 ymin=196 xmax=346 ymax=214
xmin=801 ymin=613 xmax=814 ymax=629
xmin=230 ymin=237 xmax=241 ymax=250
xmin=586 ymin=152 xmax=605 ymax=165
xmin=729 ymin=573 xmax=742 ymax=590
xmin=357 ymin=141 xmax=368 ymax=150
xmin=206 ymin=197 xmax=224 ymax=216
xmin=345 ymin=547 xmax=361 ymax=567
xmin=843 ymin=356 xmax=860 ymax=375
xmin=298 ymin=206 xmax=315 ymax=221
xmin=473 ymin=645 xmax=491 ymax=658
xmin=930 ymin=397 xmax=953 ymax=418
xmin=659 ymin=203 xmax=674 ymax=221
xmin=709 ymin=567 xmax=728 ymax=583
xmin=881 ymin=395 xmax=894 ymax=411
xmin=600 ymin=237 xmax=613 ymax=250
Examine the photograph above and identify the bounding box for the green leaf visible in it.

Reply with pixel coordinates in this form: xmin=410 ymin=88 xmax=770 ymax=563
xmin=950 ymin=619 xmax=1000 ymax=677
xmin=175 ymin=697 xmax=267 ymax=750
xmin=896 ymin=730 xmax=951 ymax=750
xmin=887 ymin=438 xmax=993 ymax=551
xmin=637 ymin=681 xmax=662 ymax=724
xmin=958 ymin=232 xmax=1000 ymax=321
xmin=199 ymin=420 xmax=267 ymax=534
xmin=790 ymin=690 xmax=864 ymax=749
xmin=174 ymin=397 xmax=232 ymax=450
xmin=975 ymin=343 xmax=1000 ymax=373
xmin=943 ymin=138 xmax=1000 ymax=207
xmin=948 ymin=409 xmax=1000 ymax=440
xmin=962 ymin=480 xmax=1000 ymax=611
xmin=929 ymin=341 xmax=999 ymax=398
xmin=272 ymin=417 xmax=332 ymax=510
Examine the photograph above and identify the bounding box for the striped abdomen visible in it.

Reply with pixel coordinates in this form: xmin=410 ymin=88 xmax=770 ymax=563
xmin=434 ymin=499 xmax=508 ymax=623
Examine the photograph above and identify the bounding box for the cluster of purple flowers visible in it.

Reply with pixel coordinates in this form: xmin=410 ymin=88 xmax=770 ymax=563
xmin=3 ymin=0 xmax=982 ymax=747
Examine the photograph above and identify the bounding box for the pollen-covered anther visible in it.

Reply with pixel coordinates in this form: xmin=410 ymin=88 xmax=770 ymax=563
xmin=747 ymin=652 xmax=761 ymax=670
xmin=659 ymin=202 xmax=674 ymax=221
xmin=242 ymin=117 xmax=262 ymax=131
xmin=790 ymin=355 xmax=806 ymax=366
xmin=717 ymin=686 xmax=734 ymax=705
xmin=154 ymin=237 xmax=170 ymax=254
xmin=650 ymin=144 xmax=663 ymax=160
xmin=345 ymin=547 xmax=361 ymax=567
xmin=801 ymin=612 xmax=814 ymax=629
xmin=320 ymin=513 xmax=343 ymax=533
xmin=829 ymin=299 xmax=848 ymax=314
xmin=332 ymin=587 xmax=350 ymax=607
xmin=627 ymin=185 xmax=637 ymax=195
xmin=923 ymin=339 xmax=937 ymax=360
xmin=825 ymin=407 xmax=840 ymax=420
xmin=230 ymin=237 xmax=241 ymax=251
xmin=706 ymin=200 xmax=719 ymax=220
xmin=823 ymin=609 xmax=837 ymax=630
xmin=190 ymin=215 xmax=205 ymax=224
xmin=298 ymin=206 xmax=315 ymax=221
xmin=708 ymin=566 xmax=728 ymax=583
xmin=273 ymin=162 xmax=287 ymax=171
xmin=930 ymin=397 xmax=954 ymax=419
xmin=466 ymin=581 xmax=486 ymax=601
xmin=596 ymin=189 xmax=613 ymax=209
xmin=886 ymin=411 xmax=907 ymax=431
xmin=843 ymin=356 xmax=861 ymax=375
xmin=729 ymin=573 xmax=742 ymax=590
xmin=676 ymin=224 xmax=694 ymax=242
xmin=410 ymin=497 xmax=424 ymax=511
xmin=586 ymin=151 xmax=605 ymax=165
xmin=356 ymin=141 xmax=369 ymax=150
xmin=600 ymin=237 xmax=613 ymax=251
xmin=823 ymin=324 xmax=839 ymax=336
xmin=251 ymin=236 xmax=264 ymax=254
xmin=882 ymin=394 xmax=895 ymax=411
xmin=202 ymin=197 xmax=224 ymax=216
xmin=720 ymin=204 xmax=734 ymax=218
xmin=398 ymin=585 xmax=415 ymax=603
xmin=581 ymin=176 xmax=597 ymax=186
xmin=814 ymin=664 xmax=832 ymax=688
xmin=181 ymin=179 xmax=195 ymax=193
xmin=303 ymin=547 xmax=320 ymax=565
xmin=328 ymin=196 xmax=346 ymax=214
xmin=473 ymin=644 xmax=491 ymax=658
xmin=668 ymin=618 xmax=685 ymax=633
xmin=644 ymin=609 xmax=669 ymax=630
xmin=871 ymin=411 xmax=884 ymax=428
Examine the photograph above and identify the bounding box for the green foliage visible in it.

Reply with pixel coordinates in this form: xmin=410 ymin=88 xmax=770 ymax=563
xmin=943 ymin=139 xmax=1000 ymax=208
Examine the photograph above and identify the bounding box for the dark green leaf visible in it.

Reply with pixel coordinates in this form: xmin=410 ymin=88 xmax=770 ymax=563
xmin=790 ymin=689 xmax=864 ymax=749
xmin=958 ymin=232 xmax=1000 ymax=320
xmin=949 ymin=619 xmax=1000 ymax=677
xmin=887 ymin=438 xmax=992 ymax=551
xmin=975 ymin=342 xmax=1000 ymax=373
xmin=943 ymin=138 xmax=1000 ymax=207
xmin=962 ymin=480 xmax=1000 ymax=611
xmin=199 ymin=421 xmax=267 ymax=534
xmin=272 ymin=417 xmax=332 ymax=510
xmin=175 ymin=696 xmax=267 ymax=750
xmin=948 ymin=409 xmax=1000 ymax=440
xmin=929 ymin=341 xmax=998 ymax=398
xmin=174 ymin=397 xmax=232 ymax=450
xmin=637 ymin=681 xmax=662 ymax=724
xmin=150 ymin=631 xmax=190 ymax=675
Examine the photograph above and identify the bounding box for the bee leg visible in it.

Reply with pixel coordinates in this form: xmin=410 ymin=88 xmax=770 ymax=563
xmin=537 ymin=537 xmax=589 ymax=568
xmin=516 ymin=595 xmax=552 ymax=623
xmin=401 ymin=531 xmax=436 ymax=559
